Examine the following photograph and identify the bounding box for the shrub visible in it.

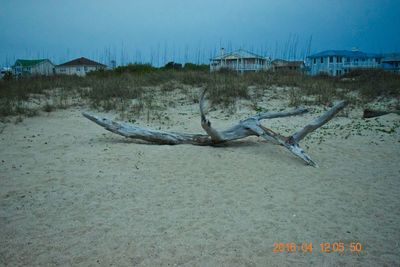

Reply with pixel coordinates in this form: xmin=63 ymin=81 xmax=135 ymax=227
xmin=114 ymin=63 xmax=157 ymax=74
xmin=2 ymin=71 xmax=12 ymax=81
xmin=162 ymin=61 xmax=183 ymax=70
xmin=183 ymin=63 xmax=209 ymax=72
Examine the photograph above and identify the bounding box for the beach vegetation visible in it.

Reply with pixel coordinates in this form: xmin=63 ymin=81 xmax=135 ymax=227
xmin=0 ymin=66 xmax=399 ymax=119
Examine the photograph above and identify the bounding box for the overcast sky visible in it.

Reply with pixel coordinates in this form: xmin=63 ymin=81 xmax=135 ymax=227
xmin=1 ymin=0 xmax=399 ymax=66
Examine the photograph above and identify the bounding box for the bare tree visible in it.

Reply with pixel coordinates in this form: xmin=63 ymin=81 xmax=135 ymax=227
xmin=83 ymin=90 xmax=347 ymax=167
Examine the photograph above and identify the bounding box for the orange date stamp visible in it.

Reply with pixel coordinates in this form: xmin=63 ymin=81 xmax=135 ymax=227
xmin=273 ymin=242 xmax=363 ymax=254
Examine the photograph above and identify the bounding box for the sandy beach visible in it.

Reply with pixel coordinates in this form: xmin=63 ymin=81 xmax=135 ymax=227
xmin=1 ymin=93 xmax=399 ymax=266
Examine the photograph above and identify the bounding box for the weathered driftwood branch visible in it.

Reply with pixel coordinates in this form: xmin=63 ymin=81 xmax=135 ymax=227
xmin=82 ymin=112 xmax=213 ymax=145
xmin=292 ymin=100 xmax=348 ymax=143
xmin=83 ymin=90 xmax=347 ymax=167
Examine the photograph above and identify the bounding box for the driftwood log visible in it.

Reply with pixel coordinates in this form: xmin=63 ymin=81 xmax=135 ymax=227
xmin=83 ymin=90 xmax=347 ymax=167
xmin=362 ymin=108 xmax=398 ymax=119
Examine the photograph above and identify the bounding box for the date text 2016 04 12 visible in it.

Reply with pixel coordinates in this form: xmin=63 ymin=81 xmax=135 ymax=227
xmin=273 ymin=242 xmax=363 ymax=253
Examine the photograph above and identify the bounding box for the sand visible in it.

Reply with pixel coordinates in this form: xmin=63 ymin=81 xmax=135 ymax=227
xmin=1 ymin=95 xmax=400 ymax=266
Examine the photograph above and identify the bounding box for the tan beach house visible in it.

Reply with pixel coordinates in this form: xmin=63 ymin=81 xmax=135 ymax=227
xmin=272 ymin=59 xmax=305 ymax=72
xmin=55 ymin=57 xmax=106 ymax=76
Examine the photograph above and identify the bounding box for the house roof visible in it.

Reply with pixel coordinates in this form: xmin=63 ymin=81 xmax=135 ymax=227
xmin=308 ymin=50 xmax=381 ymax=59
xmin=13 ymin=59 xmax=50 ymax=67
xmin=212 ymin=49 xmax=266 ymax=60
xmin=57 ymin=57 xmax=106 ymax=67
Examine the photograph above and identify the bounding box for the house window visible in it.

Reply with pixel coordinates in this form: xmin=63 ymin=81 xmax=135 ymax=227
xmin=76 ymin=67 xmax=81 ymax=71
xmin=84 ymin=66 xmax=88 ymax=72
xmin=337 ymin=57 xmax=342 ymax=63
xmin=329 ymin=56 xmax=334 ymax=63
xmin=320 ymin=57 xmax=324 ymax=63
xmin=346 ymin=57 xmax=350 ymax=63
xmin=313 ymin=58 xmax=316 ymax=64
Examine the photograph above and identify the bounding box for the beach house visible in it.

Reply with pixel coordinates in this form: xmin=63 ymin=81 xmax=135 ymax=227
xmin=55 ymin=57 xmax=106 ymax=76
xmin=12 ymin=59 xmax=55 ymax=77
xmin=271 ymin=59 xmax=305 ymax=72
xmin=210 ymin=49 xmax=271 ymax=73
xmin=307 ymin=50 xmax=382 ymax=76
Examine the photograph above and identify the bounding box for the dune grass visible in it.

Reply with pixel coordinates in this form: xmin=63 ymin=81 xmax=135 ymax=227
xmin=1 ymin=65 xmax=399 ymax=120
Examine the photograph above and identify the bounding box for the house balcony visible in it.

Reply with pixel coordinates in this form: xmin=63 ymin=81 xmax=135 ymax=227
xmin=341 ymin=62 xmax=380 ymax=68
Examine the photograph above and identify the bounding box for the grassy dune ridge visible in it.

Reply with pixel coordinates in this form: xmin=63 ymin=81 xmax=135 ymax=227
xmin=0 ymin=66 xmax=399 ymax=120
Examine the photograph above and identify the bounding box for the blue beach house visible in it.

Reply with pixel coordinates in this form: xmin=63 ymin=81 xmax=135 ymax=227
xmin=307 ymin=49 xmax=383 ymax=76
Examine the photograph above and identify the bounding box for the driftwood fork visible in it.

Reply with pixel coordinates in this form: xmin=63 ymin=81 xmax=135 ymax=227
xmin=83 ymin=90 xmax=347 ymax=167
